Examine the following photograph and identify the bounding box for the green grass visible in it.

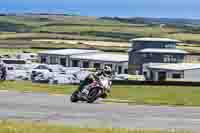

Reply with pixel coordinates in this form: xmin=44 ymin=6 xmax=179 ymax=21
xmin=109 ymin=85 xmax=200 ymax=106
xmin=0 ymin=48 xmax=41 ymax=55
xmin=34 ymin=25 xmax=178 ymax=41
xmin=0 ymin=81 xmax=76 ymax=94
xmin=178 ymin=45 xmax=200 ymax=53
xmin=0 ymin=33 xmax=123 ymax=42
xmin=0 ymin=15 xmax=199 ymax=43
xmin=34 ymin=25 xmax=169 ymax=35
xmin=0 ymin=15 xmax=200 ymax=48
xmin=0 ymin=15 xmax=200 ymax=54
xmin=0 ymin=15 xmax=179 ymax=42
xmin=1 ymin=81 xmax=200 ymax=106
xmin=164 ymin=33 xmax=200 ymax=42
xmin=0 ymin=16 xmax=142 ymax=27
xmin=0 ymin=120 xmax=191 ymax=133
xmin=0 ymin=16 xmax=49 ymax=27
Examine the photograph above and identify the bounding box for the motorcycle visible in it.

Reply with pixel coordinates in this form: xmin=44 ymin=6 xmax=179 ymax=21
xmin=70 ymin=76 xmax=112 ymax=103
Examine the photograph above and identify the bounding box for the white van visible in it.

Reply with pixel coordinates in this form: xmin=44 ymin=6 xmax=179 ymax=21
xmin=0 ymin=58 xmax=30 ymax=80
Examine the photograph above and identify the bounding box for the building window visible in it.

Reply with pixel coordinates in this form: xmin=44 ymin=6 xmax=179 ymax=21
xmin=72 ymin=60 xmax=79 ymax=67
xmin=50 ymin=56 xmax=57 ymax=64
xmin=163 ymin=55 xmax=177 ymax=63
xmin=165 ymin=43 xmax=176 ymax=48
xmin=41 ymin=56 xmax=46 ymax=63
xmin=144 ymin=53 xmax=153 ymax=59
xmin=142 ymin=54 xmax=147 ymax=58
xmin=172 ymin=73 xmax=181 ymax=79
xmin=94 ymin=63 xmax=101 ymax=69
xmin=118 ymin=66 xmax=122 ymax=74
xmin=83 ymin=61 xmax=89 ymax=68
xmin=60 ymin=58 xmax=66 ymax=67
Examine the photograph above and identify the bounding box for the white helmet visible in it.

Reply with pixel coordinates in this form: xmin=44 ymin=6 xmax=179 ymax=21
xmin=103 ymin=66 xmax=112 ymax=76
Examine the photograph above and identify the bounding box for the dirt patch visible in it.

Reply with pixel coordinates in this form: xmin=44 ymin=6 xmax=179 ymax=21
xmin=32 ymin=39 xmax=130 ymax=47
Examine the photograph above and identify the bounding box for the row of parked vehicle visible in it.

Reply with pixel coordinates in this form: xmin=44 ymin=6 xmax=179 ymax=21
xmin=0 ymin=58 xmax=93 ymax=84
xmin=0 ymin=57 xmax=130 ymax=84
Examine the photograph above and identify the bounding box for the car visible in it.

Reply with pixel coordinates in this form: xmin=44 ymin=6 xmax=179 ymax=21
xmin=113 ymin=74 xmax=128 ymax=80
xmin=31 ymin=64 xmax=80 ymax=84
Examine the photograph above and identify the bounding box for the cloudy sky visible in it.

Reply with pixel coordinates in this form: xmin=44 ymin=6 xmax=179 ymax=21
xmin=0 ymin=0 xmax=199 ymax=19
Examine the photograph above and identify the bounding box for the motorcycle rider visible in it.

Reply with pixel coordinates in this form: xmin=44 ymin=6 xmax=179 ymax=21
xmin=78 ymin=66 xmax=112 ymax=95
xmin=0 ymin=63 xmax=6 ymax=80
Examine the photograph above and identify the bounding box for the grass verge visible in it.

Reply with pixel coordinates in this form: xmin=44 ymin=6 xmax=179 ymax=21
xmin=0 ymin=120 xmax=191 ymax=133
xmin=0 ymin=81 xmax=76 ymax=94
xmin=1 ymin=81 xmax=200 ymax=106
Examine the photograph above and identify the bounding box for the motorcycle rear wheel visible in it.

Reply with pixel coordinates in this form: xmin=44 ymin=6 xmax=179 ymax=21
xmin=70 ymin=90 xmax=79 ymax=103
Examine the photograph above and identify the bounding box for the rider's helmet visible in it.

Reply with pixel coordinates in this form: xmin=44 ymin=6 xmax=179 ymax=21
xmin=103 ymin=66 xmax=112 ymax=77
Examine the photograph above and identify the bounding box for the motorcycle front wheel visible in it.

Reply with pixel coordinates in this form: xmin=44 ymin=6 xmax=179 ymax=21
xmin=87 ymin=87 xmax=101 ymax=103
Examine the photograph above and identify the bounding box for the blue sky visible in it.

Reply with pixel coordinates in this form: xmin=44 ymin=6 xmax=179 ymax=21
xmin=0 ymin=0 xmax=199 ymax=19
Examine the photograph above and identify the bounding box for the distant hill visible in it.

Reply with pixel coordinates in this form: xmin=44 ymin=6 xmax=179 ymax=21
xmin=2 ymin=13 xmax=200 ymax=26
xmin=100 ymin=17 xmax=200 ymax=26
xmin=1 ymin=13 xmax=80 ymax=17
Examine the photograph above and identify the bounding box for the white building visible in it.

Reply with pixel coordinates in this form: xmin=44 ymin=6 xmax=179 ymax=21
xmin=70 ymin=53 xmax=128 ymax=74
xmin=37 ymin=49 xmax=128 ymax=74
xmin=145 ymin=63 xmax=200 ymax=82
xmin=38 ymin=49 xmax=100 ymax=67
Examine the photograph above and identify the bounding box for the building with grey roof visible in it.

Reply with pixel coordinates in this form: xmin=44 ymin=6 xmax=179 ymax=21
xmin=38 ymin=49 xmax=100 ymax=67
xmin=38 ymin=49 xmax=100 ymax=56
xmin=144 ymin=63 xmax=200 ymax=82
xmin=38 ymin=49 xmax=128 ymax=74
xmin=128 ymin=38 xmax=188 ymax=75
xmin=70 ymin=53 xmax=128 ymax=74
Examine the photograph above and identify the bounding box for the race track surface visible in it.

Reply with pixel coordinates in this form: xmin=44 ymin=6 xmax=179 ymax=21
xmin=0 ymin=91 xmax=200 ymax=130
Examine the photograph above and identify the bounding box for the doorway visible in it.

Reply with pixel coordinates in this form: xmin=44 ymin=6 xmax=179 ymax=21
xmin=72 ymin=60 xmax=79 ymax=67
xmin=41 ymin=56 xmax=46 ymax=63
xmin=60 ymin=58 xmax=66 ymax=67
xmin=158 ymin=71 xmax=167 ymax=81
xmin=118 ymin=66 xmax=122 ymax=74
xmin=83 ymin=61 xmax=89 ymax=68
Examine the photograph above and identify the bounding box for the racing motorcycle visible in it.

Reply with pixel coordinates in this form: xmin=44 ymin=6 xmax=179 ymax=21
xmin=70 ymin=76 xmax=112 ymax=103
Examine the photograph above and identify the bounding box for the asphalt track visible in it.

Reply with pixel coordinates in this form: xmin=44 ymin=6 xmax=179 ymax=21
xmin=0 ymin=91 xmax=200 ymax=131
